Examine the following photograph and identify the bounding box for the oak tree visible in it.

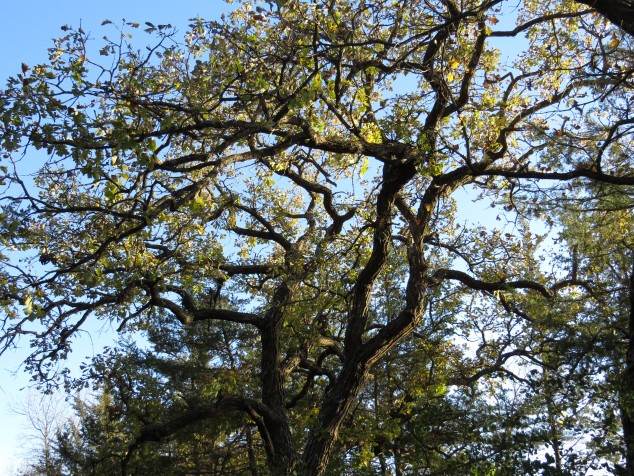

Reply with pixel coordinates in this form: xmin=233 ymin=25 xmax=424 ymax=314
xmin=2 ymin=0 xmax=634 ymax=473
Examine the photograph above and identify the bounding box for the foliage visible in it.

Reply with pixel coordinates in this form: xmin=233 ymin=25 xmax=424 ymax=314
xmin=53 ymin=326 xmax=268 ymax=475
xmin=2 ymin=0 xmax=634 ymax=474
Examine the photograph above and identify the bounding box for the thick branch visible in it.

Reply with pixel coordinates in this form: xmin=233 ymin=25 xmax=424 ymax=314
xmin=135 ymin=397 xmax=272 ymax=444
xmin=576 ymin=0 xmax=634 ymax=36
xmin=433 ymin=268 xmax=554 ymax=297
xmin=472 ymin=166 xmax=634 ymax=185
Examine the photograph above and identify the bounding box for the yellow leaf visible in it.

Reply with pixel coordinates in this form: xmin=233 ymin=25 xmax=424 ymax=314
xmin=24 ymin=296 xmax=33 ymax=315
xmin=359 ymin=158 xmax=369 ymax=177
xmin=360 ymin=123 xmax=383 ymax=144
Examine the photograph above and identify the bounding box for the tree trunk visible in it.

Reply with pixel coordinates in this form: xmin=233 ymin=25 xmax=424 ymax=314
xmin=301 ymin=361 xmax=370 ymax=475
xmin=259 ymin=282 xmax=298 ymax=474
xmin=265 ymin=410 xmax=296 ymax=475
xmin=247 ymin=427 xmax=259 ymax=476
xmin=296 ymin=159 xmax=429 ymax=475
xmin=300 ymin=307 xmax=426 ymax=474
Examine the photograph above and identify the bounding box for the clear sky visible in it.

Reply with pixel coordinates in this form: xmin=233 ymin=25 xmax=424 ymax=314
xmin=0 ymin=2 xmax=233 ymax=473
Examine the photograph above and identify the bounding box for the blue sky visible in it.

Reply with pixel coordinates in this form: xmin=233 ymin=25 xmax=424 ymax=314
xmin=0 ymin=2 xmax=234 ymax=473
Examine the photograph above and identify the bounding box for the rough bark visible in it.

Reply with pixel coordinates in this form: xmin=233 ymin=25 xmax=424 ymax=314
xmin=260 ymin=282 xmax=297 ymax=474
xmin=298 ymin=156 xmax=429 ymax=474
xmin=576 ymin=0 xmax=634 ymax=36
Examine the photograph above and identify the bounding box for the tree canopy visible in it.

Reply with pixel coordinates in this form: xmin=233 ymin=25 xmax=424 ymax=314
xmin=2 ymin=0 xmax=634 ymax=474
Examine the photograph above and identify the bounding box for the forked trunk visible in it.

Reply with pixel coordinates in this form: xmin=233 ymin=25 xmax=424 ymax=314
xmin=301 ymin=364 xmax=370 ymax=476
